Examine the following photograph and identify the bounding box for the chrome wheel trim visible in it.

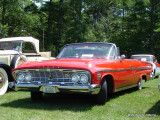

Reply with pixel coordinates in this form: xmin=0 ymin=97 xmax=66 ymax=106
xmin=138 ymin=79 xmax=142 ymax=90
xmin=0 ymin=68 xmax=8 ymax=95
xmin=0 ymin=73 xmax=4 ymax=89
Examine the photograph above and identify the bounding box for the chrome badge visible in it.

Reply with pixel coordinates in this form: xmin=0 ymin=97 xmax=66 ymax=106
xmin=65 ymin=74 xmax=70 ymax=78
xmin=48 ymin=74 xmax=54 ymax=81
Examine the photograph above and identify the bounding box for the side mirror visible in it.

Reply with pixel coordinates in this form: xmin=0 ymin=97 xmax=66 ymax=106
xmin=121 ymin=55 xmax=126 ymax=60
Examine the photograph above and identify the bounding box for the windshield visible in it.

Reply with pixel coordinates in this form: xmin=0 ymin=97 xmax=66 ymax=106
xmin=57 ymin=43 xmax=115 ymax=59
xmin=0 ymin=41 xmax=21 ymax=51
xmin=131 ymin=56 xmax=153 ymax=62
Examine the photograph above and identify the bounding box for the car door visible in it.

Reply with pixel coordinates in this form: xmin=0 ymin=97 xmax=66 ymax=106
xmin=108 ymin=46 xmax=135 ymax=89
xmin=116 ymin=59 xmax=135 ymax=88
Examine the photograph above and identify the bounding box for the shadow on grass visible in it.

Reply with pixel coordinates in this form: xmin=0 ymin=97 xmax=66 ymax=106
xmin=1 ymin=86 xmax=149 ymax=111
xmin=1 ymin=93 xmax=96 ymax=111
xmin=146 ymin=100 xmax=160 ymax=116
xmin=110 ymin=86 xmax=149 ymax=100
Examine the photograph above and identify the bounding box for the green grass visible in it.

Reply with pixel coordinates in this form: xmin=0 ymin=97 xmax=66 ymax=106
xmin=1 ymin=79 xmax=160 ymax=120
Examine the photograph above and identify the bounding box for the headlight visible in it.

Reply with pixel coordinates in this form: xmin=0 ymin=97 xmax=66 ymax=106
xmin=25 ymin=73 xmax=32 ymax=82
xmin=71 ymin=74 xmax=79 ymax=83
xmin=80 ymin=74 xmax=88 ymax=84
xmin=17 ymin=73 xmax=25 ymax=82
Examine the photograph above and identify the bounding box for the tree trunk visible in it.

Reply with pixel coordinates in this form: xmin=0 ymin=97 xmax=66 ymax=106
xmin=2 ymin=0 xmax=7 ymax=25
xmin=149 ymin=0 xmax=155 ymax=53
xmin=57 ymin=0 xmax=63 ymax=46
xmin=46 ymin=0 xmax=52 ymax=46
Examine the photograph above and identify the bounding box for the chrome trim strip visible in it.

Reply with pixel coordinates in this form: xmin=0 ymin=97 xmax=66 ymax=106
xmin=115 ymin=84 xmax=137 ymax=92
xmin=13 ymin=69 xmax=90 ymax=72
xmin=97 ymin=74 xmax=101 ymax=80
xmin=96 ymin=67 xmax=151 ymax=73
xmin=13 ymin=83 xmax=100 ymax=94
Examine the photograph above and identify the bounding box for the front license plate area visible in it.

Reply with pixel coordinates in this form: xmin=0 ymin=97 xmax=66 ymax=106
xmin=43 ymin=86 xmax=56 ymax=93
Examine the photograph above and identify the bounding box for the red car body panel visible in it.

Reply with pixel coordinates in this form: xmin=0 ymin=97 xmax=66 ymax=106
xmin=13 ymin=57 xmax=152 ymax=92
xmin=10 ymin=43 xmax=154 ymax=104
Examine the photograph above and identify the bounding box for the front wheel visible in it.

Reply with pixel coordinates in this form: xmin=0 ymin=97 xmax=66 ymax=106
xmin=96 ymin=80 xmax=107 ymax=105
xmin=0 ymin=68 xmax=8 ymax=95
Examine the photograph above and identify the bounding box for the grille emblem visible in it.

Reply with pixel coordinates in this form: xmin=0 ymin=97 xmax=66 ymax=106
xmin=65 ymin=74 xmax=69 ymax=78
xmin=48 ymin=74 xmax=54 ymax=81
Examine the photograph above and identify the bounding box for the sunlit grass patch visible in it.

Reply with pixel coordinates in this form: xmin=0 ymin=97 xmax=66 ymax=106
xmin=0 ymin=78 xmax=160 ymax=120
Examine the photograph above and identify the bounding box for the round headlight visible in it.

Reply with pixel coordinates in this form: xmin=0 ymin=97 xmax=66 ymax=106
xmin=17 ymin=73 xmax=25 ymax=82
xmin=25 ymin=73 xmax=32 ymax=82
xmin=80 ymin=74 xmax=88 ymax=84
xmin=71 ymin=74 xmax=79 ymax=83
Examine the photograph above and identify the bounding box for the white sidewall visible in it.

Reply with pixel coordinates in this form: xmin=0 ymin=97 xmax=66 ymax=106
xmin=14 ymin=55 xmax=28 ymax=68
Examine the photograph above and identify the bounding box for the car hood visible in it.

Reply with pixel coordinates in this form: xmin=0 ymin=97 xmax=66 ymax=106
xmin=0 ymin=50 xmax=19 ymax=55
xmin=13 ymin=58 xmax=112 ymax=73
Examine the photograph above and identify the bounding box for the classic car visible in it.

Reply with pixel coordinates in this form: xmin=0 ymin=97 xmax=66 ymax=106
xmin=0 ymin=37 xmax=52 ymax=69
xmin=0 ymin=62 xmax=12 ymax=95
xmin=10 ymin=43 xmax=153 ymax=104
xmin=131 ymin=54 xmax=160 ymax=78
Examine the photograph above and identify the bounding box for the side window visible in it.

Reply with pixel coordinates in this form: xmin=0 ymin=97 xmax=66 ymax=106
xmin=117 ymin=47 xmax=120 ymax=56
xmin=22 ymin=42 xmax=36 ymax=53
xmin=109 ymin=46 xmax=116 ymax=60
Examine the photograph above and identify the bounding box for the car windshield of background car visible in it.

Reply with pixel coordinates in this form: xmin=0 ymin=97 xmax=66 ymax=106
xmin=57 ymin=43 xmax=112 ymax=59
xmin=131 ymin=56 xmax=153 ymax=62
xmin=0 ymin=42 xmax=21 ymax=51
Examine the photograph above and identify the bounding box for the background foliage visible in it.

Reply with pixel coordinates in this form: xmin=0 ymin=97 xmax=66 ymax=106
xmin=0 ymin=0 xmax=160 ymax=59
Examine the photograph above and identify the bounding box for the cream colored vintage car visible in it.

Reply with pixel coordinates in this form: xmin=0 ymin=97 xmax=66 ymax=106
xmin=0 ymin=37 xmax=52 ymax=69
xmin=0 ymin=37 xmax=53 ymax=95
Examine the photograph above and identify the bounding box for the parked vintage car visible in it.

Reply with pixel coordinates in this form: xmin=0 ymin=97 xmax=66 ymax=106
xmin=0 ymin=62 xmax=12 ymax=95
xmin=0 ymin=37 xmax=52 ymax=69
xmin=131 ymin=54 xmax=160 ymax=78
xmin=10 ymin=43 xmax=153 ymax=104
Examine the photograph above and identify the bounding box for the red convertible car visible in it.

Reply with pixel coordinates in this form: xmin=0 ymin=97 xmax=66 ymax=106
xmin=11 ymin=43 xmax=153 ymax=104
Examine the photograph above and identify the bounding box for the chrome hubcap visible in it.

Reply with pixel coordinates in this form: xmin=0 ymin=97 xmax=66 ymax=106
xmin=139 ymin=80 xmax=142 ymax=89
xmin=0 ymin=73 xmax=4 ymax=89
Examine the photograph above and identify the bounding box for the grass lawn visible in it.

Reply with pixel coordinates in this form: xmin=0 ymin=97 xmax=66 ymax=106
xmin=0 ymin=78 xmax=160 ymax=120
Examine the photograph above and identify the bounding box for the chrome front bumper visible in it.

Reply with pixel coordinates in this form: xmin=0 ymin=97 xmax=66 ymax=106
xmin=10 ymin=82 xmax=101 ymax=95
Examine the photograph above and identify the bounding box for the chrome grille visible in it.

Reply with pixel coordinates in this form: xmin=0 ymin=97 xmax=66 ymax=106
xmin=13 ymin=69 xmax=91 ymax=84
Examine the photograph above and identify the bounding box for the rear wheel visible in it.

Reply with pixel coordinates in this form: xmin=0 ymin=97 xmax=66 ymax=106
xmin=31 ymin=92 xmax=42 ymax=101
xmin=0 ymin=68 xmax=8 ymax=95
xmin=96 ymin=80 xmax=107 ymax=105
xmin=137 ymin=79 xmax=142 ymax=90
